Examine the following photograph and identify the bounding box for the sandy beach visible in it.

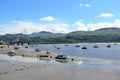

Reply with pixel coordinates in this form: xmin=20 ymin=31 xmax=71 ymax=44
xmin=0 ymin=60 xmax=120 ymax=80
xmin=0 ymin=45 xmax=120 ymax=80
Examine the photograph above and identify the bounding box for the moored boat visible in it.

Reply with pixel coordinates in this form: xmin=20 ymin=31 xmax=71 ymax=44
xmin=7 ymin=50 xmax=16 ymax=56
xmin=39 ymin=54 xmax=52 ymax=60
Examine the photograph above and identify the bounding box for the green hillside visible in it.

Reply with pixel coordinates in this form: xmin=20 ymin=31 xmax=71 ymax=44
xmin=0 ymin=27 xmax=120 ymax=43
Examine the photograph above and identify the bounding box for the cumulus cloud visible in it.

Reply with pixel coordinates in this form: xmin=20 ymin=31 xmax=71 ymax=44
xmin=74 ymin=19 xmax=120 ymax=31
xmin=79 ymin=3 xmax=91 ymax=7
xmin=86 ymin=22 xmax=113 ymax=31
xmin=0 ymin=20 xmax=70 ymax=35
xmin=74 ymin=21 xmax=87 ymax=31
xmin=1 ymin=19 xmax=120 ymax=35
xmin=40 ymin=16 xmax=55 ymax=21
xmin=99 ymin=13 xmax=114 ymax=18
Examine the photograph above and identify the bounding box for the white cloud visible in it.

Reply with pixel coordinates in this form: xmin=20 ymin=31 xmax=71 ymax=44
xmin=99 ymin=13 xmax=114 ymax=18
xmin=1 ymin=19 xmax=120 ymax=35
xmin=113 ymin=19 xmax=120 ymax=27
xmin=85 ymin=4 xmax=91 ymax=7
xmin=87 ymin=22 xmax=113 ymax=31
xmin=40 ymin=16 xmax=55 ymax=21
xmin=79 ymin=3 xmax=91 ymax=7
xmin=0 ymin=20 xmax=71 ymax=35
xmin=74 ymin=21 xmax=87 ymax=31
xmin=74 ymin=19 xmax=120 ymax=31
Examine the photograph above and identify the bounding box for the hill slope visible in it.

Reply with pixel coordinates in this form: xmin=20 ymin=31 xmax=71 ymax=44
xmin=0 ymin=27 xmax=120 ymax=43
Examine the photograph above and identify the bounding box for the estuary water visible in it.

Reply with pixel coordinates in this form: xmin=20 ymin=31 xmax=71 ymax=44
xmin=0 ymin=43 xmax=120 ymax=69
xmin=29 ymin=43 xmax=120 ymax=60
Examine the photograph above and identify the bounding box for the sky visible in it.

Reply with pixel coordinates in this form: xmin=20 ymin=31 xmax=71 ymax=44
xmin=0 ymin=0 xmax=120 ymax=35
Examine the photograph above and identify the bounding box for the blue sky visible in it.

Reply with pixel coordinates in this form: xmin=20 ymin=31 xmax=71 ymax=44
xmin=0 ymin=0 xmax=120 ymax=34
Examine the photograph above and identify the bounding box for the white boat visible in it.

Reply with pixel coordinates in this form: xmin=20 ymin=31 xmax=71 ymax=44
xmin=14 ymin=46 xmax=21 ymax=49
xmin=7 ymin=50 xmax=16 ymax=56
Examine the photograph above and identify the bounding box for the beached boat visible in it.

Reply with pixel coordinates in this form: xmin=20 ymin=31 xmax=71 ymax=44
xmin=34 ymin=48 xmax=40 ymax=52
xmin=7 ymin=50 xmax=16 ymax=56
xmin=39 ymin=54 xmax=52 ymax=60
xmin=14 ymin=46 xmax=21 ymax=49
xmin=55 ymin=55 xmax=69 ymax=62
xmin=55 ymin=55 xmax=67 ymax=59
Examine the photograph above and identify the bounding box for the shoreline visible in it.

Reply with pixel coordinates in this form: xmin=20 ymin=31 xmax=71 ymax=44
xmin=0 ymin=44 xmax=120 ymax=64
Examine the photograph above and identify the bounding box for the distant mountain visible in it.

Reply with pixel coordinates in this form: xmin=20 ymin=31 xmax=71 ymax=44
xmin=0 ymin=33 xmax=29 ymax=42
xmin=0 ymin=27 xmax=120 ymax=43
xmin=30 ymin=31 xmax=65 ymax=37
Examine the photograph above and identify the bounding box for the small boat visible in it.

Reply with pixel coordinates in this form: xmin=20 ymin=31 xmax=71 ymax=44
xmin=93 ymin=45 xmax=98 ymax=48
xmin=75 ymin=45 xmax=80 ymax=47
xmin=55 ymin=55 xmax=69 ymax=62
xmin=34 ymin=48 xmax=40 ymax=52
xmin=57 ymin=47 xmax=60 ymax=49
xmin=82 ymin=46 xmax=87 ymax=49
xmin=107 ymin=44 xmax=111 ymax=48
xmin=113 ymin=43 xmax=117 ymax=45
xmin=25 ymin=46 xmax=28 ymax=48
xmin=0 ymin=46 xmax=3 ymax=48
xmin=65 ymin=44 xmax=68 ymax=46
xmin=55 ymin=55 xmax=68 ymax=60
xmin=39 ymin=54 xmax=52 ymax=60
xmin=7 ymin=50 xmax=16 ymax=56
xmin=14 ymin=46 xmax=21 ymax=49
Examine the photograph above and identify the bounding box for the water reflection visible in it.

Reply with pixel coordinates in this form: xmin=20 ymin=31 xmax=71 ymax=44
xmin=55 ymin=59 xmax=69 ymax=63
xmin=0 ymin=54 xmax=120 ymax=69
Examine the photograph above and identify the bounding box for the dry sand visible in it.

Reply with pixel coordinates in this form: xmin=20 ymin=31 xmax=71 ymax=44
xmin=0 ymin=45 xmax=120 ymax=80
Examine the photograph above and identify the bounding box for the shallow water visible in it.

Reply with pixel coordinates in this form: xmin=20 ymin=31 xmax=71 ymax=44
xmin=0 ymin=54 xmax=120 ymax=69
xmin=28 ymin=43 xmax=120 ymax=60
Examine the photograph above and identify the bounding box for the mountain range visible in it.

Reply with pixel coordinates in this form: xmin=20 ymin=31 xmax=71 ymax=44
xmin=0 ymin=27 xmax=120 ymax=43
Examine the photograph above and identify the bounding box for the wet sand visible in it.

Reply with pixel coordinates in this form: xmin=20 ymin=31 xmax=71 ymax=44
xmin=0 ymin=60 xmax=120 ymax=80
xmin=0 ymin=45 xmax=120 ymax=80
